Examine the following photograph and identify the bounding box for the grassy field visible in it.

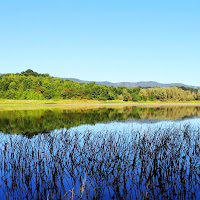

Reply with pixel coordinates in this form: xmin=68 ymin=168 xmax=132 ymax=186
xmin=0 ymin=99 xmax=129 ymax=105
xmin=0 ymin=99 xmax=200 ymax=111
xmin=1 ymin=99 xmax=200 ymax=105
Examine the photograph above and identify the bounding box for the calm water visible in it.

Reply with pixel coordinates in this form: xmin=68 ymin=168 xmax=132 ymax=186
xmin=0 ymin=106 xmax=200 ymax=199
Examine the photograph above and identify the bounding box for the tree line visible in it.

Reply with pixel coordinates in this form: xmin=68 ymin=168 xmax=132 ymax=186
xmin=0 ymin=69 xmax=200 ymax=101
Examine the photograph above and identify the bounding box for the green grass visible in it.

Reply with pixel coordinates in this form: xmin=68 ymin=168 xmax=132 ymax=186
xmin=142 ymin=100 xmax=200 ymax=104
xmin=1 ymin=99 xmax=200 ymax=105
xmin=0 ymin=99 xmax=132 ymax=105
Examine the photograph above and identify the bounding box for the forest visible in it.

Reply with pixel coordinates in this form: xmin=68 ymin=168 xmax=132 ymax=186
xmin=0 ymin=69 xmax=200 ymax=101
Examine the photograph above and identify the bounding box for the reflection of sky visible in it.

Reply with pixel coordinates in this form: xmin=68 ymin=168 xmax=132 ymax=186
xmin=1 ymin=117 xmax=200 ymax=146
xmin=68 ymin=117 xmax=200 ymax=134
xmin=0 ymin=118 xmax=200 ymax=199
xmin=1 ymin=117 xmax=200 ymax=199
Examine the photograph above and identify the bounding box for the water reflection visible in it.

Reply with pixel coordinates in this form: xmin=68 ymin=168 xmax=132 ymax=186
xmin=1 ymin=106 xmax=200 ymax=136
xmin=0 ymin=125 xmax=200 ymax=199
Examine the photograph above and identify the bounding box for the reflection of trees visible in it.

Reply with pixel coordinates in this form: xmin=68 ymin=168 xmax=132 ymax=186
xmin=0 ymin=125 xmax=200 ymax=199
xmin=1 ymin=106 xmax=200 ymax=136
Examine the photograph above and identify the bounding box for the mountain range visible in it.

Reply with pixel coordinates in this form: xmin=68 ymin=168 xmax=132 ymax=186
xmin=0 ymin=72 xmax=198 ymax=88
xmin=66 ymin=78 xmax=198 ymax=88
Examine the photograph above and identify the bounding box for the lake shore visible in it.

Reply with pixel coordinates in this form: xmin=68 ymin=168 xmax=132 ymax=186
xmin=1 ymin=99 xmax=200 ymax=107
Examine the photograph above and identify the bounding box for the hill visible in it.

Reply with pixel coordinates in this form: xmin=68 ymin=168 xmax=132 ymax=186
xmin=1 ymin=71 xmax=198 ymax=88
xmin=0 ymin=70 xmax=199 ymax=102
xmin=66 ymin=78 xmax=197 ymax=88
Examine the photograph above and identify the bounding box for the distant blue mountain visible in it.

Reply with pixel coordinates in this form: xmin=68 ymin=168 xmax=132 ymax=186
xmin=1 ymin=72 xmax=198 ymax=88
xmin=65 ymin=78 xmax=199 ymax=88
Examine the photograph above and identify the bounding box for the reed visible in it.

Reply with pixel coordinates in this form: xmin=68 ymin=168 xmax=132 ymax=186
xmin=0 ymin=124 xmax=200 ymax=199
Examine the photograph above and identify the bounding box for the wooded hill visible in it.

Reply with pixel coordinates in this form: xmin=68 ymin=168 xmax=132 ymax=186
xmin=0 ymin=69 xmax=200 ymax=101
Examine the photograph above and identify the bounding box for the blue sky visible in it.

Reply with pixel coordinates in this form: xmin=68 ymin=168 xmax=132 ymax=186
xmin=0 ymin=0 xmax=200 ymax=85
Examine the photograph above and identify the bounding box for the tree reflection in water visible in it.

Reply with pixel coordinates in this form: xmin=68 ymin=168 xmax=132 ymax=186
xmin=1 ymin=106 xmax=200 ymax=136
xmin=0 ymin=124 xmax=200 ymax=199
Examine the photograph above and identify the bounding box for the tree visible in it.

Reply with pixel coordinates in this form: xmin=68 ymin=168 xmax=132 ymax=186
xmin=138 ymin=89 xmax=148 ymax=101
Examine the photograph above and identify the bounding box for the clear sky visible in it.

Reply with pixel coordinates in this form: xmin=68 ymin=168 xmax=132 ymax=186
xmin=0 ymin=0 xmax=200 ymax=85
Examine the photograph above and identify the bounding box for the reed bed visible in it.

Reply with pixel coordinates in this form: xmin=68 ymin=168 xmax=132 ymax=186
xmin=0 ymin=124 xmax=200 ymax=199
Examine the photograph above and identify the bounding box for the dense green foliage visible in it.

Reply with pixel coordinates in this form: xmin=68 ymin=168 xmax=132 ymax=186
xmin=0 ymin=69 xmax=200 ymax=101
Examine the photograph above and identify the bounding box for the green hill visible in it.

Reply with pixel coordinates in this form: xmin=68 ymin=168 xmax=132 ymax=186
xmin=0 ymin=69 xmax=199 ymax=101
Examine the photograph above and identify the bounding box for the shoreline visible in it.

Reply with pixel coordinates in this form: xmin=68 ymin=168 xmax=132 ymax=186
xmin=1 ymin=102 xmax=200 ymax=107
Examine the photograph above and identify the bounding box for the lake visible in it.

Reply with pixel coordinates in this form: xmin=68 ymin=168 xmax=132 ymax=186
xmin=0 ymin=105 xmax=200 ymax=199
